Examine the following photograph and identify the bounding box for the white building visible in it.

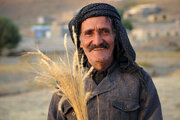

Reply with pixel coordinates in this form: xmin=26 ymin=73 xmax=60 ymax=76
xmin=124 ymin=4 xmax=161 ymax=19
xmin=37 ymin=16 xmax=55 ymax=24
xmin=130 ymin=23 xmax=180 ymax=44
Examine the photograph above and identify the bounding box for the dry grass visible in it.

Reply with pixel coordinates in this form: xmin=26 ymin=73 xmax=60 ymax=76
xmin=0 ymin=64 xmax=22 ymax=73
xmin=137 ymin=61 xmax=154 ymax=67
xmin=27 ymin=28 xmax=93 ymax=120
xmin=169 ymin=69 xmax=180 ymax=76
xmin=136 ymin=51 xmax=180 ymax=58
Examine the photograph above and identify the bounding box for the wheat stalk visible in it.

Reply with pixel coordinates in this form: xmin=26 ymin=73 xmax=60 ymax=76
xmin=28 ymin=28 xmax=93 ymax=120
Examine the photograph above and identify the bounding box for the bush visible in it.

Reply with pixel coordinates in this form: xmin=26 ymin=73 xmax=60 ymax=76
xmin=0 ymin=16 xmax=21 ymax=54
xmin=122 ymin=19 xmax=133 ymax=30
xmin=117 ymin=9 xmax=133 ymax=30
xmin=118 ymin=9 xmax=124 ymax=18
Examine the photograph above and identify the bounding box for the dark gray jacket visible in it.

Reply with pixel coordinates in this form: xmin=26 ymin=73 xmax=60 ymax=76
xmin=47 ymin=64 xmax=163 ymax=120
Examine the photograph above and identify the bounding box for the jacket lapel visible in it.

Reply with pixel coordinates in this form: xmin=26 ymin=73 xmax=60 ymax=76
xmin=85 ymin=73 xmax=116 ymax=102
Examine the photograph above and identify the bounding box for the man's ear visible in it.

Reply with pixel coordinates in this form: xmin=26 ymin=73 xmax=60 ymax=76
xmin=80 ymin=43 xmax=83 ymax=48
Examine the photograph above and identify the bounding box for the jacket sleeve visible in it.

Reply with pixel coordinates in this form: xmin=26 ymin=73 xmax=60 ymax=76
xmin=138 ymin=69 xmax=163 ymax=120
xmin=47 ymin=93 xmax=64 ymax=120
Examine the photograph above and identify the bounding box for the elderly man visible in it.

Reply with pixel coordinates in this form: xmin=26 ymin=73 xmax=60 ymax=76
xmin=48 ymin=3 xmax=162 ymax=120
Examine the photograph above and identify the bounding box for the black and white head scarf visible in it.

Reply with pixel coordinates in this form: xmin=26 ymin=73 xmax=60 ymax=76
xmin=68 ymin=3 xmax=137 ymax=72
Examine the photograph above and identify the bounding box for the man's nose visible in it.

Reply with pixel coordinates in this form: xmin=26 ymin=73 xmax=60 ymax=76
xmin=93 ymin=33 xmax=103 ymax=46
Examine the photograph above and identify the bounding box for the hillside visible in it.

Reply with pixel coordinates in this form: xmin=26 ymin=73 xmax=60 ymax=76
xmin=0 ymin=0 xmax=86 ymax=26
xmin=0 ymin=0 xmax=180 ymax=26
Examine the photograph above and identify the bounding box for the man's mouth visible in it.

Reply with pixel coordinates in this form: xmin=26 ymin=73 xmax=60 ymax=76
xmin=93 ymin=48 xmax=105 ymax=51
xmin=88 ymin=43 xmax=109 ymax=52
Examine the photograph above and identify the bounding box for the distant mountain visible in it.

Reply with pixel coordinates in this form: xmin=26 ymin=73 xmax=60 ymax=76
xmin=0 ymin=0 xmax=179 ymax=26
xmin=0 ymin=0 xmax=85 ymax=26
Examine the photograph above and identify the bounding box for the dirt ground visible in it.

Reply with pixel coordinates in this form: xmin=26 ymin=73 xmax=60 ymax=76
xmin=154 ymin=74 xmax=180 ymax=120
xmin=0 ymin=75 xmax=179 ymax=120
xmin=0 ymin=52 xmax=180 ymax=120
xmin=0 ymin=88 xmax=52 ymax=120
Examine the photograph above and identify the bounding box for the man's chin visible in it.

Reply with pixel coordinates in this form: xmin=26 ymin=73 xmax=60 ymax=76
xmin=94 ymin=57 xmax=109 ymax=63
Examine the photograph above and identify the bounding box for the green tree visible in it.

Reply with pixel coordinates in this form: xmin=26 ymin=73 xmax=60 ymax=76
xmin=118 ymin=8 xmax=124 ymax=18
xmin=122 ymin=19 xmax=133 ymax=30
xmin=118 ymin=8 xmax=133 ymax=30
xmin=0 ymin=16 xmax=21 ymax=54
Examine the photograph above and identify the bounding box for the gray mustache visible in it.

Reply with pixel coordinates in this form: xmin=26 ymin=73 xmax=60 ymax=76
xmin=88 ymin=43 xmax=109 ymax=52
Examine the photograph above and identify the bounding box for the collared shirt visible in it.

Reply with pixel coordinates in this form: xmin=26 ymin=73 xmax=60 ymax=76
xmin=87 ymin=61 xmax=116 ymax=85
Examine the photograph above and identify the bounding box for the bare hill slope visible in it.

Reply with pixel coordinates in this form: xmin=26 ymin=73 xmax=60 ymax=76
xmin=0 ymin=0 xmax=179 ymax=26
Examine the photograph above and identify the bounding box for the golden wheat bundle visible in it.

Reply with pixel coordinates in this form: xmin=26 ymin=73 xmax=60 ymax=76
xmin=28 ymin=28 xmax=93 ymax=120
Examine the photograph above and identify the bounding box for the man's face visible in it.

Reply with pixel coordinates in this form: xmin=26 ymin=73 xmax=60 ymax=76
xmin=80 ymin=16 xmax=115 ymax=71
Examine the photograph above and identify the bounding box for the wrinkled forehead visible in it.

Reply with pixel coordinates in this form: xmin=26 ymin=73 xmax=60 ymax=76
xmin=80 ymin=16 xmax=113 ymax=33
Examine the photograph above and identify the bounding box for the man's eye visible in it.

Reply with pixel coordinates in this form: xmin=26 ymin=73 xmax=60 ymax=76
xmin=85 ymin=31 xmax=93 ymax=36
xmin=101 ymin=29 xmax=110 ymax=34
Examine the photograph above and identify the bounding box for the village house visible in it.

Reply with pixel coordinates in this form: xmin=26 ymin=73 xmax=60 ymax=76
xmin=31 ymin=25 xmax=51 ymax=39
xmin=130 ymin=23 xmax=180 ymax=44
xmin=50 ymin=21 xmax=62 ymax=38
xmin=29 ymin=21 xmax=69 ymax=40
xmin=37 ymin=16 xmax=55 ymax=24
xmin=124 ymin=4 xmax=161 ymax=19
xmin=148 ymin=14 xmax=171 ymax=23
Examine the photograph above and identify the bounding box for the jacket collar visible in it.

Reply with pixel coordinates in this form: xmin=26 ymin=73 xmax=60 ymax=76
xmin=85 ymin=62 xmax=118 ymax=102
